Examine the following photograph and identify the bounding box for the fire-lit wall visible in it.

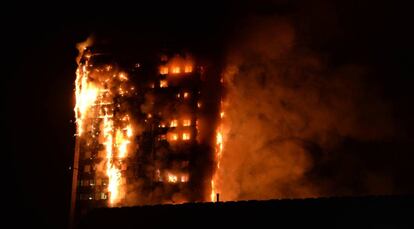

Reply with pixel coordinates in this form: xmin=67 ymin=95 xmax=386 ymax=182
xmin=71 ymin=43 xmax=218 ymax=225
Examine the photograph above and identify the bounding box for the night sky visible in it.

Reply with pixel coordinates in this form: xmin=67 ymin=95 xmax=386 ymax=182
xmin=5 ymin=1 xmax=412 ymax=228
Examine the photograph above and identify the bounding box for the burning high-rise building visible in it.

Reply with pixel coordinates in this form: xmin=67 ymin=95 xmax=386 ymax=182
xmin=70 ymin=41 xmax=223 ymax=226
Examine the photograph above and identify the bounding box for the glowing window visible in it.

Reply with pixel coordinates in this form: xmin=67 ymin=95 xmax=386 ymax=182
xmin=160 ymin=80 xmax=168 ymax=88
xmin=167 ymin=173 xmax=178 ymax=183
xmin=170 ymin=133 xmax=179 ymax=141
xmin=172 ymin=66 xmax=181 ymax=74
xmin=182 ymin=133 xmax=190 ymax=141
xmin=183 ymin=92 xmax=189 ymax=98
xmin=170 ymin=120 xmax=178 ymax=127
xmin=184 ymin=65 xmax=193 ymax=73
xmin=160 ymin=66 xmax=168 ymax=75
xmin=181 ymin=174 xmax=189 ymax=182
xmin=183 ymin=119 xmax=191 ymax=127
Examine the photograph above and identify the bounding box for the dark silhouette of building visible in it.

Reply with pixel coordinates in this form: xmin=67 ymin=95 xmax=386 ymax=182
xmin=77 ymin=195 xmax=414 ymax=229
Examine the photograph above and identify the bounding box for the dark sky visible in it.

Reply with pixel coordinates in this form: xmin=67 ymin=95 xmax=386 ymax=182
xmin=4 ymin=1 xmax=412 ymax=228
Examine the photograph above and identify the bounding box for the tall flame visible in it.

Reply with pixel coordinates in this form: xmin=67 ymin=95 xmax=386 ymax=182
xmin=74 ymin=40 xmax=134 ymax=206
xmin=211 ymin=103 xmax=224 ymax=202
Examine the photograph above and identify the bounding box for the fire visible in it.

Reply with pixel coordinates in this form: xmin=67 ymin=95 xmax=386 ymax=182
xmin=172 ymin=66 xmax=181 ymax=74
xmin=160 ymin=66 xmax=168 ymax=75
xmin=211 ymin=108 xmax=225 ymax=202
xmin=183 ymin=119 xmax=191 ymax=127
xmin=170 ymin=119 xmax=178 ymax=127
xmin=182 ymin=132 xmax=190 ymax=141
xmin=160 ymin=80 xmax=168 ymax=88
xmin=166 ymin=172 xmax=189 ymax=183
xmin=170 ymin=133 xmax=179 ymax=141
xmin=184 ymin=65 xmax=192 ymax=73
xmin=74 ymin=43 xmax=134 ymax=207
xmin=167 ymin=173 xmax=178 ymax=183
xmin=158 ymin=55 xmax=193 ymax=75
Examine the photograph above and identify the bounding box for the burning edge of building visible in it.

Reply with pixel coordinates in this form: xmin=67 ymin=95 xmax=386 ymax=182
xmin=70 ymin=39 xmax=224 ymax=226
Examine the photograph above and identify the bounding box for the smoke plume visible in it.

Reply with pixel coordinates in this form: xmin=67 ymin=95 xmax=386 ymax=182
xmin=218 ymin=18 xmax=395 ymax=201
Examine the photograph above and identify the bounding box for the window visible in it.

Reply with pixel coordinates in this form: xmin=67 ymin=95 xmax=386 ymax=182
xmin=183 ymin=119 xmax=191 ymax=127
xmin=172 ymin=66 xmax=181 ymax=74
xmin=160 ymin=66 xmax=168 ymax=75
xmin=84 ymin=165 xmax=90 ymax=173
xmin=184 ymin=65 xmax=193 ymax=73
xmin=170 ymin=133 xmax=178 ymax=141
xmin=182 ymin=133 xmax=190 ymax=141
xmin=160 ymin=80 xmax=168 ymax=88
xmin=183 ymin=92 xmax=189 ymax=99
xmin=170 ymin=120 xmax=178 ymax=127
xmin=101 ymin=193 xmax=108 ymax=200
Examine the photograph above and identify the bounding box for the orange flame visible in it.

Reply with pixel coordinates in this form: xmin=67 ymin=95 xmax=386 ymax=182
xmin=211 ymin=107 xmax=225 ymax=202
xmin=74 ymin=44 xmax=134 ymax=207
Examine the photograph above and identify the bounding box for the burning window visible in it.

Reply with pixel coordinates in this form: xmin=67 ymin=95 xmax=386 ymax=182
xmin=160 ymin=80 xmax=168 ymax=88
xmin=171 ymin=66 xmax=181 ymax=74
xmin=160 ymin=66 xmax=168 ymax=75
xmin=170 ymin=120 xmax=178 ymax=127
xmin=158 ymin=122 xmax=166 ymax=128
xmin=167 ymin=173 xmax=178 ymax=183
xmin=180 ymin=174 xmax=189 ymax=182
xmin=182 ymin=132 xmax=190 ymax=141
xmin=170 ymin=133 xmax=179 ymax=141
xmin=100 ymin=193 xmax=108 ymax=200
xmin=183 ymin=119 xmax=191 ymax=127
xmin=184 ymin=65 xmax=193 ymax=73
xmin=183 ymin=92 xmax=189 ymax=99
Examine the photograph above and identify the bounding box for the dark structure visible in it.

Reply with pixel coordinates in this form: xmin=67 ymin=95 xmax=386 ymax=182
xmin=78 ymin=195 xmax=414 ymax=229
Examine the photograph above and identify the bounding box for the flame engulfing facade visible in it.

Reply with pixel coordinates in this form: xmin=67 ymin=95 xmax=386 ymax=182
xmin=70 ymin=40 xmax=224 ymax=222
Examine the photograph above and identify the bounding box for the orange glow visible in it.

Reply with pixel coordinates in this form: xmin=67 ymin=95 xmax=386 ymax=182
xmin=118 ymin=72 xmax=128 ymax=81
xmin=183 ymin=119 xmax=191 ymax=127
xmin=170 ymin=133 xmax=179 ymax=141
xmin=211 ymin=107 xmax=225 ymax=202
xmin=181 ymin=174 xmax=189 ymax=182
xmin=172 ymin=66 xmax=181 ymax=74
xmin=75 ymin=43 xmax=134 ymax=207
xmin=159 ymin=55 xmax=193 ymax=75
xmin=160 ymin=66 xmax=168 ymax=75
xmin=184 ymin=65 xmax=193 ymax=73
xmin=167 ymin=173 xmax=178 ymax=183
xmin=183 ymin=92 xmax=189 ymax=98
xmin=182 ymin=132 xmax=190 ymax=141
xmin=170 ymin=119 xmax=178 ymax=127
xmin=160 ymin=80 xmax=168 ymax=88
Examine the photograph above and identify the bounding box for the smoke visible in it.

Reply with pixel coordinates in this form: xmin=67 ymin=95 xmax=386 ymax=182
xmin=218 ymin=18 xmax=395 ymax=201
